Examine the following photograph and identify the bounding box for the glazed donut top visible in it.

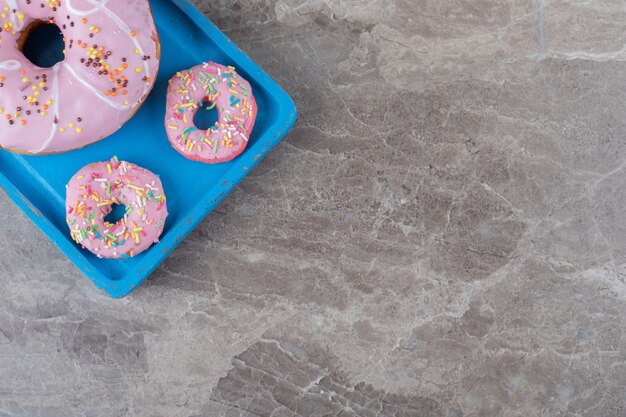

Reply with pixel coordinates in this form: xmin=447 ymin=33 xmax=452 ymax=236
xmin=0 ymin=0 xmax=159 ymax=154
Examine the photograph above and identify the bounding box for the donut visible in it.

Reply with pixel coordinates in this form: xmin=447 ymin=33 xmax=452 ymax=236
xmin=66 ymin=156 xmax=168 ymax=259
xmin=165 ymin=62 xmax=258 ymax=163
xmin=0 ymin=0 xmax=160 ymax=154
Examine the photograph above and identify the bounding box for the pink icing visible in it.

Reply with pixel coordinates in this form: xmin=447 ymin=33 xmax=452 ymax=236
xmin=0 ymin=0 xmax=159 ymax=154
xmin=66 ymin=157 xmax=168 ymax=259
xmin=165 ymin=62 xmax=258 ymax=163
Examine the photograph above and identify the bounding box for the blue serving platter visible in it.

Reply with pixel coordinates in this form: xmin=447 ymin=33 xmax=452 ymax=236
xmin=0 ymin=0 xmax=297 ymax=297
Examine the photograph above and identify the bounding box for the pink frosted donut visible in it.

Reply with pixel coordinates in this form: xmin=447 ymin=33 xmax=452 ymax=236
xmin=66 ymin=157 xmax=168 ymax=259
xmin=165 ymin=62 xmax=258 ymax=163
xmin=0 ymin=0 xmax=160 ymax=154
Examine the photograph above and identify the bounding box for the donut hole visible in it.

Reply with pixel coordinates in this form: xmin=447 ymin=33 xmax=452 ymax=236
xmin=19 ymin=21 xmax=65 ymax=68
xmin=193 ymin=100 xmax=219 ymax=130
xmin=104 ymin=203 xmax=127 ymax=225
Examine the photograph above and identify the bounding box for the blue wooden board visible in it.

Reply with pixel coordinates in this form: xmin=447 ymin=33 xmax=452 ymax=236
xmin=0 ymin=0 xmax=297 ymax=297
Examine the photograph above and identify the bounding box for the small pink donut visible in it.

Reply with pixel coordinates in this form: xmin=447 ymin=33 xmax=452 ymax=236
xmin=164 ymin=62 xmax=258 ymax=163
xmin=66 ymin=157 xmax=168 ymax=259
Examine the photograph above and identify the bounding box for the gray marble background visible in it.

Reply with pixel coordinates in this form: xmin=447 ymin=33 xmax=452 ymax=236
xmin=1 ymin=0 xmax=626 ymax=416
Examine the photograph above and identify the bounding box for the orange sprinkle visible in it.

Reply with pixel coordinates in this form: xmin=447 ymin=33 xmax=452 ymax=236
xmin=111 ymin=91 xmax=117 ymax=96
xmin=122 ymin=63 xmax=128 ymax=69
xmin=82 ymin=18 xmax=87 ymax=24
xmin=121 ymin=90 xmax=127 ymax=95
xmin=104 ymin=90 xmax=111 ymax=96
xmin=20 ymin=119 xmax=26 ymax=125
xmin=20 ymin=69 xmax=26 ymax=75
xmin=130 ymin=30 xmax=137 ymax=37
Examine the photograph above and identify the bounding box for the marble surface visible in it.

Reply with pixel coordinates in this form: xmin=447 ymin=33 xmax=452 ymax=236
xmin=1 ymin=0 xmax=626 ymax=416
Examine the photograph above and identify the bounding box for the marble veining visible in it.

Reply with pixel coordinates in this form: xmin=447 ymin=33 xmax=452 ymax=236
xmin=1 ymin=0 xmax=625 ymax=416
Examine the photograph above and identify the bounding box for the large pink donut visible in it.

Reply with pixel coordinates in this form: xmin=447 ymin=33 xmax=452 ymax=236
xmin=0 ymin=0 xmax=160 ymax=154
xmin=165 ymin=62 xmax=258 ymax=163
xmin=66 ymin=157 xmax=168 ymax=259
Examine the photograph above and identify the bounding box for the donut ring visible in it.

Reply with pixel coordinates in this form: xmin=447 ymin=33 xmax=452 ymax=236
xmin=0 ymin=0 xmax=160 ymax=154
xmin=165 ymin=62 xmax=258 ymax=163
xmin=66 ymin=157 xmax=168 ymax=259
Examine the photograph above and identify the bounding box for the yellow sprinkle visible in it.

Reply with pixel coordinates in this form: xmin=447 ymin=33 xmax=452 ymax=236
xmin=107 ymin=163 xmax=112 ymax=173
xmin=22 ymin=77 xmax=29 ymax=83
xmin=167 ymin=125 xmax=178 ymax=130
xmin=0 ymin=108 xmax=3 ymax=114
xmin=40 ymin=111 xmax=46 ymax=116
xmin=124 ymin=100 xmax=129 ymax=105
xmin=68 ymin=123 xmax=74 ymax=128
xmin=135 ymin=67 xmax=141 ymax=73
xmin=59 ymin=127 xmax=65 ymax=132
xmin=76 ymin=127 xmax=83 ymax=133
